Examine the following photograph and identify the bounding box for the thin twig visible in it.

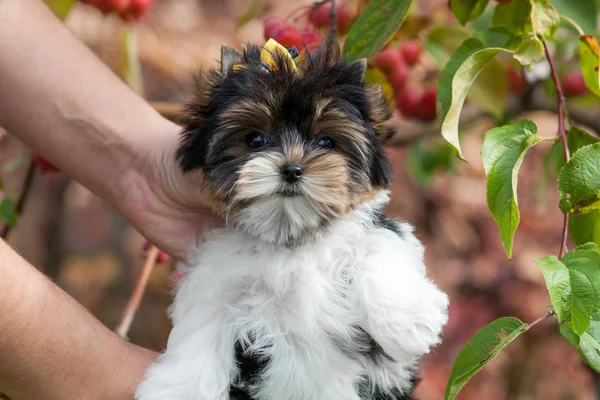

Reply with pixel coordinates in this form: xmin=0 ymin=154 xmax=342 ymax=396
xmin=543 ymin=41 xmax=570 ymax=259
xmin=328 ymin=0 xmax=337 ymax=38
xmin=524 ymin=311 xmax=554 ymax=332
xmin=1 ymin=158 xmax=37 ymax=239
xmin=115 ymin=245 xmax=159 ymax=339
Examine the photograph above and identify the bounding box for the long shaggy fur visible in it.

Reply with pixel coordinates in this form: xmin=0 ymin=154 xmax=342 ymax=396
xmin=135 ymin=38 xmax=448 ymax=400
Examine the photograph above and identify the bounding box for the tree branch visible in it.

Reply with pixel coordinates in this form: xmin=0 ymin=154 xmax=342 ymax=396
xmin=524 ymin=311 xmax=554 ymax=332
xmin=1 ymin=157 xmax=37 ymax=239
xmin=543 ymin=41 xmax=570 ymax=259
xmin=115 ymin=245 xmax=159 ymax=339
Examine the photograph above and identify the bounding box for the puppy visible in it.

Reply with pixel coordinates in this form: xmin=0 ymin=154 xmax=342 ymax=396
xmin=135 ymin=38 xmax=448 ymax=400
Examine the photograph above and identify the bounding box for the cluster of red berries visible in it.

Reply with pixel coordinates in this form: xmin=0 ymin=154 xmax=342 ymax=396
xmin=374 ymin=43 xmax=437 ymax=121
xmin=263 ymin=2 xmax=355 ymax=54
xmin=79 ymin=0 xmax=152 ymax=22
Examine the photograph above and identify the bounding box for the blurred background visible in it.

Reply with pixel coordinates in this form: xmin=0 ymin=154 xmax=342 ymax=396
xmin=1 ymin=0 xmax=600 ymax=398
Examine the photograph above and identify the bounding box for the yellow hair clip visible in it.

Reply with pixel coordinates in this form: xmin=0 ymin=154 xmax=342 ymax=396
xmin=260 ymin=38 xmax=298 ymax=73
xmin=230 ymin=39 xmax=298 ymax=73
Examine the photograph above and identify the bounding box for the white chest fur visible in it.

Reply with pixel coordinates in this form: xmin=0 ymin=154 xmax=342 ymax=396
xmin=136 ymin=196 xmax=448 ymax=400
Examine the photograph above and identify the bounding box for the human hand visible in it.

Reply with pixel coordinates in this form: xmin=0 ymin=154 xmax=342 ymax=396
xmin=118 ymin=123 xmax=223 ymax=262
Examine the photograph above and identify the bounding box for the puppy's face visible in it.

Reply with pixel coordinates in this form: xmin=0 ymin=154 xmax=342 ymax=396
xmin=178 ymin=40 xmax=395 ymax=246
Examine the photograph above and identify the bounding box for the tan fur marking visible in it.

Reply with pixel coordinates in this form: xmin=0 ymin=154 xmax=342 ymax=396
xmin=303 ymin=153 xmax=351 ymax=215
xmin=313 ymin=108 xmax=369 ymax=148
xmin=220 ymin=100 xmax=272 ymax=131
xmin=285 ymin=146 xmax=305 ymax=165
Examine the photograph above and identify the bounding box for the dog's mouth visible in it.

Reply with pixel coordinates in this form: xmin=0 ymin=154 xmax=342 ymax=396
xmin=277 ymin=186 xmax=302 ymax=197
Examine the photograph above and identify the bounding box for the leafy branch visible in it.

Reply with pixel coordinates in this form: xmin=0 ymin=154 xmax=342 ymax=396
xmin=439 ymin=0 xmax=600 ymax=398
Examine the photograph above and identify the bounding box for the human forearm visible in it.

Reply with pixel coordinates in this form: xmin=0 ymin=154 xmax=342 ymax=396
xmin=0 ymin=0 xmax=178 ymax=211
xmin=0 ymin=239 xmax=157 ymax=400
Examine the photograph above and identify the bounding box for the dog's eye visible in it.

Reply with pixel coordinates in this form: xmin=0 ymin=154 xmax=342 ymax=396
xmin=316 ymin=137 xmax=335 ymax=150
xmin=246 ymin=132 xmax=268 ymax=150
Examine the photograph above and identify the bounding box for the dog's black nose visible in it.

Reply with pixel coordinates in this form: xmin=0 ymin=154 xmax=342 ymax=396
xmin=281 ymin=164 xmax=303 ymax=183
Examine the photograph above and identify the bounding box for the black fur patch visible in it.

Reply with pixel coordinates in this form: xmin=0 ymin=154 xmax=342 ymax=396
xmin=374 ymin=211 xmax=406 ymax=239
xmin=229 ymin=340 xmax=270 ymax=399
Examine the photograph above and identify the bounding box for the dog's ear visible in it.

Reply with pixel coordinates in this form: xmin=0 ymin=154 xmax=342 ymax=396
xmin=344 ymin=58 xmax=367 ymax=86
xmin=365 ymin=84 xmax=395 ymax=143
xmin=221 ymin=45 xmax=242 ymax=76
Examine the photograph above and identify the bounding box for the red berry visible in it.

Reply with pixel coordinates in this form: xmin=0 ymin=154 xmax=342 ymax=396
xmin=399 ymin=41 xmax=421 ymax=67
xmin=272 ymin=26 xmax=304 ymax=52
xmin=562 ymin=73 xmax=589 ymax=97
xmin=156 ymin=251 xmax=170 ymax=263
xmin=299 ymin=29 xmax=323 ymax=53
xmin=309 ymin=2 xmax=355 ymax=33
xmin=34 ymin=155 xmax=60 ymax=172
xmin=309 ymin=2 xmax=332 ymax=29
xmin=374 ymin=47 xmax=405 ymax=74
xmin=417 ymin=88 xmax=437 ymax=121
xmin=386 ymin=62 xmax=409 ymax=89
xmin=507 ymin=67 xmax=526 ymax=94
xmin=264 ymin=17 xmax=289 ymax=41
xmin=396 ymin=88 xmax=422 ymax=119
xmin=102 ymin=0 xmax=130 ymax=13
xmin=120 ymin=0 xmax=152 ymax=22
xmin=336 ymin=6 xmax=354 ymax=34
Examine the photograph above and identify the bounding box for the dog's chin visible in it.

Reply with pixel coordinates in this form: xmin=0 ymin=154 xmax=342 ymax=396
xmin=226 ymin=191 xmax=330 ymax=247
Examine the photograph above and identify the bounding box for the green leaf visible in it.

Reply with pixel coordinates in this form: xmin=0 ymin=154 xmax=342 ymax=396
xmin=579 ymin=310 xmax=600 ymax=372
xmin=558 ymin=143 xmax=600 ymax=213
xmin=552 ymin=0 xmax=597 ymax=34
xmin=426 ymin=26 xmax=472 ymax=68
xmin=512 ymin=34 xmax=545 ymax=65
xmin=578 ymin=35 xmax=600 ymax=98
xmin=472 ymin=7 xmax=495 ymax=31
xmin=552 ymin=129 xmax=600 ymax=247
xmin=444 ymin=317 xmax=527 ymax=400
xmin=468 ymin=58 xmax=509 ymax=118
xmin=481 ymin=120 xmax=544 ymax=258
xmin=492 ymin=0 xmax=532 ymax=35
xmin=343 ymin=0 xmax=413 ymax=61
xmin=426 ymin=26 xmax=508 ymax=117
xmin=530 ymin=0 xmax=560 ymax=39
xmin=43 ymin=0 xmax=76 ymax=20
xmin=449 ymin=0 xmax=490 ymax=25
xmin=492 ymin=0 xmax=559 ymax=39
xmin=438 ymin=28 xmax=520 ymax=159
xmin=551 ymin=127 xmax=599 ymax=174
xmin=570 ymin=211 xmax=600 ymax=247
xmin=237 ymin=0 xmax=269 ymax=29
xmin=535 ymin=255 xmax=570 ymax=321
xmin=562 ymin=247 xmax=600 ymax=334
xmin=0 ymin=198 xmax=18 ymax=227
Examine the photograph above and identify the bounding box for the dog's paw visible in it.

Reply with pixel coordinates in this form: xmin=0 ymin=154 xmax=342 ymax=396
xmin=408 ymin=281 xmax=449 ymax=353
